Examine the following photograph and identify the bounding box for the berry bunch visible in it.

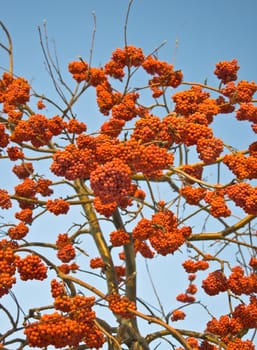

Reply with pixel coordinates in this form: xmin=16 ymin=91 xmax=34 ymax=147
xmin=15 ymin=255 xmax=47 ymax=281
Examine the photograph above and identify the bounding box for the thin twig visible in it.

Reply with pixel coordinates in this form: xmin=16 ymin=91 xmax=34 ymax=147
xmin=124 ymin=0 xmax=134 ymax=48
xmin=0 ymin=20 xmax=13 ymax=73
xmin=89 ymin=11 xmax=96 ymax=68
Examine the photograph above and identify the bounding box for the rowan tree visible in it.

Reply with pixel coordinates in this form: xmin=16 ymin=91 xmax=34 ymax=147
xmin=0 ymin=3 xmax=257 ymax=350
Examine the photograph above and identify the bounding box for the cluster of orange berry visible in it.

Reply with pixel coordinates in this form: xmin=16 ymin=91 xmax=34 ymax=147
xmin=15 ymin=254 xmax=47 ymax=281
xmin=110 ymin=229 xmax=130 ymax=247
xmin=102 ymin=46 xmax=143 ymax=84
xmin=0 ymin=189 xmax=12 ymax=209
xmin=131 ymin=113 xmax=172 ymax=147
xmin=202 ymin=265 xmax=257 ymax=296
xmin=0 ymin=239 xmax=50 ymax=296
xmin=180 ymin=186 xmax=206 ymax=205
xmin=224 ymin=152 xmax=257 ymax=180
xmin=14 ymin=177 xmax=53 ymax=210
xmin=202 ymin=270 xmax=228 ymax=296
xmin=0 ymin=239 xmax=17 ymax=297
xmin=6 ymin=145 xmax=24 ymax=160
xmin=90 ymin=158 xmax=132 ymax=204
xmin=89 ymin=256 xmax=105 ymax=269
xmin=107 ymin=293 xmax=136 ymax=319
xmin=25 ymin=281 xmax=105 ymax=349
xmin=176 ymin=290 xmax=196 ymax=304
xmin=176 ymin=259 xmax=210 ymax=304
xmin=204 ymin=189 xmax=231 ymax=218
xmin=12 ymin=162 xmax=33 ymax=179
xmin=0 ymin=72 xmax=30 ymax=123
xmin=50 ymin=143 xmax=97 ymax=180
xmin=56 ymin=233 xmax=76 ymax=263
xmin=205 ymin=300 xmax=257 ymax=350
xmin=170 ymin=309 xmax=186 ymax=322
xmin=46 ymin=198 xmax=70 ymax=215
xmin=93 ymin=196 xmax=117 ymax=217
xmin=57 ymin=262 xmax=79 ymax=274
xmin=142 ymin=54 xmax=183 ymax=97
xmin=24 ymin=312 xmax=99 ymax=348
xmin=226 ymin=182 xmax=257 ymax=215
xmin=182 ymin=259 xmax=209 ymax=273
xmin=132 ymin=209 xmax=191 ymax=257
xmin=221 ymin=80 xmax=257 ymax=104
xmin=8 ymin=221 xmax=29 ymax=240
xmin=10 ymin=114 xmax=62 ymax=147
xmin=15 ymin=208 xmax=33 ymax=224
xmin=214 ymin=59 xmax=240 ymax=84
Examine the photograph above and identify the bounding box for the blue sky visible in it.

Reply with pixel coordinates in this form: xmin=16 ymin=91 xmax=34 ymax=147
xmin=2 ymin=0 xmax=257 ymax=83
xmin=1 ymin=1 xmax=257 ymax=349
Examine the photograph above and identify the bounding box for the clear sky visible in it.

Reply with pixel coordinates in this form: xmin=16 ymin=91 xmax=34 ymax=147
xmin=2 ymin=0 xmax=257 ymax=83
xmin=1 ymin=1 xmax=257 ymax=349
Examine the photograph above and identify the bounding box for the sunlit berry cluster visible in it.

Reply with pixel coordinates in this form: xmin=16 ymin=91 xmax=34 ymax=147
xmin=221 ymin=80 xmax=257 ymax=104
xmin=25 ymin=285 xmax=104 ymax=349
xmin=90 ymin=256 xmax=105 ymax=269
xmin=90 ymin=158 xmax=132 ymax=204
xmin=111 ymin=92 xmax=140 ymax=121
xmin=202 ymin=266 xmax=257 ymax=297
xmin=93 ymin=196 xmax=117 ymax=217
xmin=0 ymin=239 xmax=17 ymax=297
xmin=226 ymin=182 xmax=257 ymax=215
xmin=132 ymin=209 xmax=191 ymax=257
xmin=180 ymin=186 xmax=206 ymax=205
xmin=142 ymin=55 xmax=183 ymax=97
xmin=104 ymin=46 xmax=144 ymax=80
xmin=50 ymin=279 xmax=65 ymax=297
xmin=223 ymin=153 xmax=257 ymax=179
xmin=202 ymin=270 xmax=228 ymax=296
xmin=10 ymin=114 xmax=65 ymax=147
xmin=107 ymin=293 xmax=136 ymax=319
xmin=176 ymin=292 xmax=196 ymax=303
xmin=50 ymin=144 xmax=97 ymax=180
xmin=172 ymin=86 xmax=210 ymax=116
xmin=236 ymin=102 xmax=257 ymax=125
xmin=196 ymin=136 xmax=224 ymax=164
xmin=228 ymin=266 xmax=257 ymax=295
xmin=57 ymin=262 xmax=79 ymax=274
xmin=46 ymin=198 xmax=70 ymax=215
xmin=56 ymin=233 xmax=76 ymax=263
xmin=36 ymin=178 xmax=53 ymax=197
xmin=66 ymin=119 xmax=87 ymax=134
xmin=15 ymin=208 xmax=33 ymax=224
xmin=204 ymin=189 xmax=231 ymax=218
xmin=214 ymin=59 xmax=240 ymax=84
xmin=131 ymin=112 xmax=177 ymax=148
xmin=109 ymin=229 xmax=130 ymax=246
xmin=15 ymin=254 xmax=47 ymax=281
xmin=206 ymin=301 xmax=257 ymax=349
xmin=182 ymin=259 xmax=209 ymax=273
xmin=13 ymin=177 xmax=53 ymax=210
xmin=171 ymin=309 xmax=186 ymax=322
xmin=6 ymin=146 xmax=24 ymax=160
xmin=24 ymin=312 xmax=85 ymax=348
xmin=8 ymin=221 xmax=29 ymax=240
xmin=0 ymin=189 xmax=12 ymax=209
xmin=116 ymin=138 xmax=173 ymax=178
xmin=12 ymin=162 xmax=33 ymax=179
xmin=0 ymin=72 xmax=30 ymax=122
